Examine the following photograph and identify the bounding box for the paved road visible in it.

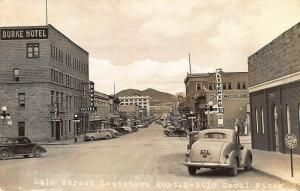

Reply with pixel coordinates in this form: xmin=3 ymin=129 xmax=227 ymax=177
xmin=0 ymin=124 xmax=298 ymax=191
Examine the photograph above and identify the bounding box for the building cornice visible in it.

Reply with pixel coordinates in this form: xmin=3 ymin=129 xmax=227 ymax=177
xmin=249 ymin=71 xmax=300 ymax=93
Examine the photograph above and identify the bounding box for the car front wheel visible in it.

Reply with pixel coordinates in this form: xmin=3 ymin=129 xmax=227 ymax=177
xmin=188 ymin=166 xmax=197 ymax=175
xmin=106 ymin=135 xmax=110 ymax=140
xmin=33 ymin=148 xmax=41 ymax=158
xmin=229 ymin=160 xmax=238 ymax=176
xmin=0 ymin=150 xmax=9 ymax=160
xmin=90 ymin=137 xmax=95 ymax=141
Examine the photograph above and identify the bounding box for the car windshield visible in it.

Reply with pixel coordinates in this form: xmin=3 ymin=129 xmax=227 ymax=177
xmin=204 ymin=132 xmax=226 ymax=139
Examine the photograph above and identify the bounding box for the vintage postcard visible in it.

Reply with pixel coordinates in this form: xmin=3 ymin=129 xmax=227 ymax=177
xmin=0 ymin=0 xmax=300 ymax=190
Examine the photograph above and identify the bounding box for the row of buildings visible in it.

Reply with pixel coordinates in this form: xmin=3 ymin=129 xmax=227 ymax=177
xmin=183 ymin=22 xmax=300 ymax=155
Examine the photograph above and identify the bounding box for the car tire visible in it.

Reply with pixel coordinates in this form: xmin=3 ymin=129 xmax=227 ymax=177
xmin=33 ymin=148 xmax=41 ymax=158
xmin=23 ymin=155 xmax=30 ymax=158
xmin=244 ymin=158 xmax=252 ymax=171
xmin=90 ymin=137 xmax=95 ymax=141
xmin=229 ymin=160 xmax=238 ymax=176
xmin=106 ymin=135 xmax=110 ymax=140
xmin=188 ymin=166 xmax=197 ymax=175
xmin=0 ymin=150 xmax=9 ymax=160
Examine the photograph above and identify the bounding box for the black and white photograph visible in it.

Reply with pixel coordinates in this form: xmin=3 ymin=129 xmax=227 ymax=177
xmin=0 ymin=0 xmax=300 ymax=190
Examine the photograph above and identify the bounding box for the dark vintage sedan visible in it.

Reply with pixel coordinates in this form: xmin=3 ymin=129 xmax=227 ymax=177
xmin=164 ymin=127 xmax=187 ymax=137
xmin=0 ymin=137 xmax=47 ymax=160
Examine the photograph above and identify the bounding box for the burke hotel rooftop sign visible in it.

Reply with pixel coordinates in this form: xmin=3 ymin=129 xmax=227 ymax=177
xmin=0 ymin=27 xmax=48 ymax=40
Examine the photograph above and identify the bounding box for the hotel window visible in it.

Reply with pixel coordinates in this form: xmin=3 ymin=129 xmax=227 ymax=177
xmin=237 ymin=82 xmax=241 ymax=90
xmin=255 ymin=107 xmax=259 ymax=133
xmin=69 ymin=120 xmax=71 ymax=133
xmin=287 ymin=105 xmax=291 ymax=134
xmin=69 ymin=96 xmax=72 ymax=110
xmin=196 ymin=83 xmax=202 ymax=91
xmin=51 ymin=44 xmax=53 ymax=58
xmin=55 ymin=47 xmax=58 ymax=61
xmin=56 ymin=92 xmax=59 ymax=106
xmin=228 ymin=82 xmax=232 ymax=90
xmin=242 ymin=82 xmax=246 ymax=89
xmin=26 ymin=43 xmax=39 ymax=58
xmin=66 ymin=95 xmax=68 ymax=110
xmin=222 ymin=83 xmax=227 ymax=90
xmin=51 ymin=91 xmax=54 ymax=106
xmin=60 ymin=93 xmax=64 ymax=109
xmin=18 ymin=93 xmax=25 ymax=108
xmin=208 ymin=83 xmax=213 ymax=90
xmin=18 ymin=122 xmax=25 ymax=136
xmin=261 ymin=107 xmax=265 ymax=134
xmin=13 ymin=68 xmax=20 ymax=82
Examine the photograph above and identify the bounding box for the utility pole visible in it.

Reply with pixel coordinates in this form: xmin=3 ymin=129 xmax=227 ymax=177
xmin=189 ymin=53 xmax=192 ymax=74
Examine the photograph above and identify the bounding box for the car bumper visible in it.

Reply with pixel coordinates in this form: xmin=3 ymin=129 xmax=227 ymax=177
xmin=183 ymin=160 xmax=231 ymax=168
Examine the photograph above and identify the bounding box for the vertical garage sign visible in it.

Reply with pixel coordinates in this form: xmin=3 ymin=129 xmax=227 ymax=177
xmin=215 ymin=68 xmax=224 ymax=127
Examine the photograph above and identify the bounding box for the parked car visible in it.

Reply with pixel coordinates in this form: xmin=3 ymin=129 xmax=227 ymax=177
xmin=122 ymin=126 xmax=132 ymax=133
xmin=115 ymin=127 xmax=130 ymax=135
xmin=0 ymin=137 xmax=47 ymax=160
xmin=84 ymin=129 xmax=112 ymax=141
xmin=107 ymin=129 xmax=121 ymax=138
xmin=131 ymin=126 xmax=138 ymax=132
xmin=164 ymin=127 xmax=187 ymax=137
xmin=183 ymin=129 xmax=252 ymax=176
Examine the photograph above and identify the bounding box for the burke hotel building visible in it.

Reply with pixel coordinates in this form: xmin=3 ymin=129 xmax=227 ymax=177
xmin=0 ymin=25 xmax=90 ymax=141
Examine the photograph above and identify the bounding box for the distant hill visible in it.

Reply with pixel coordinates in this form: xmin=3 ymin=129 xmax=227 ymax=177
xmin=116 ymin=88 xmax=178 ymax=105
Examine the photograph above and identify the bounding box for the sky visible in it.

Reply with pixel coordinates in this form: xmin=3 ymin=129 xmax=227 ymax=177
xmin=0 ymin=0 xmax=300 ymax=95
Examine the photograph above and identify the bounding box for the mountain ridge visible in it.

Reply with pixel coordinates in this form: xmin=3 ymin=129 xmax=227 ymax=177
xmin=116 ymin=88 xmax=178 ymax=102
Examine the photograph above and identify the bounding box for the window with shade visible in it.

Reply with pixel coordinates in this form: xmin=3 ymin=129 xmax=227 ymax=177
xmin=26 ymin=43 xmax=39 ymax=58
xmin=13 ymin=68 xmax=19 ymax=82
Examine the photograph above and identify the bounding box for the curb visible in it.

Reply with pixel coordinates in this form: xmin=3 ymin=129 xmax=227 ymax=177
xmin=252 ymin=167 xmax=300 ymax=189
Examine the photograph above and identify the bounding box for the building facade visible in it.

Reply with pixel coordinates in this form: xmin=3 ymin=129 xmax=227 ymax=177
xmin=0 ymin=25 xmax=90 ymax=141
xmin=119 ymin=96 xmax=150 ymax=116
xmin=184 ymin=72 xmax=249 ymax=131
xmin=249 ymin=22 xmax=300 ymax=154
xmin=89 ymin=91 xmax=111 ymax=129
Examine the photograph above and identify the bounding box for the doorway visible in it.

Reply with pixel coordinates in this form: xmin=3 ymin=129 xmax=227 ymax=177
xmin=55 ymin=121 xmax=60 ymax=140
xmin=272 ymin=105 xmax=279 ymax=152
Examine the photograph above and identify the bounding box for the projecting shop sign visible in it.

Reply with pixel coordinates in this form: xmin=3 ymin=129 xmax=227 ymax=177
xmin=1 ymin=27 xmax=48 ymax=40
xmin=215 ymin=68 xmax=224 ymax=114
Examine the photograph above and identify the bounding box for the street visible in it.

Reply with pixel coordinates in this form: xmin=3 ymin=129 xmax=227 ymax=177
xmin=0 ymin=123 xmax=297 ymax=191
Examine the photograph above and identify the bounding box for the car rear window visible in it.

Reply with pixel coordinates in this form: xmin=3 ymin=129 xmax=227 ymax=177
xmin=204 ymin=132 xmax=226 ymax=139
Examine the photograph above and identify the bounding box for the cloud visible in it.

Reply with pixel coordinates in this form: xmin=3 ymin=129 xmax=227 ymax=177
xmin=89 ymin=57 xmax=213 ymax=95
xmin=1 ymin=0 xmax=300 ymax=94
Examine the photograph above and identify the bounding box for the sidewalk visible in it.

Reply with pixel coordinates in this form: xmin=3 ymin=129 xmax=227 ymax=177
xmin=252 ymin=149 xmax=300 ymax=187
xmin=36 ymin=135 xmax=85 ymax=145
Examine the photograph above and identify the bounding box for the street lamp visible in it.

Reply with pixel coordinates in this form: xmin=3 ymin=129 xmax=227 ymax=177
xmin=188 ymin=111 xmax=197 ymax=131
xmin=0 ymin=106 xmax=10 ymax=142
xmin=73 ymin=114 xmax=80 ymax=142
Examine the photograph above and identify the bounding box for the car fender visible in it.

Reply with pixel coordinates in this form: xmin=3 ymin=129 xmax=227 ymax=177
xmin=0 ymin=147 xmax=14 ymax=157
xmin=33 ymin=145 xmax=47 ymax=153
xmin=240 ymin=149 xmax=252 ymax=167
xmin=227 ymin=150 xmax=239 ymax=167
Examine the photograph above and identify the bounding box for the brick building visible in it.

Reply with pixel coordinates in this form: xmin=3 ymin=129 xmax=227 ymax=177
xmin=184 ymin=72 xmax=249 ymax=131
xmin=249 ymin=22 xmax=300 ymax=154
xmin=89 ymin=91 xmax=120 ymax=130
xmin=0 ymin=25 xmax=90 ymax=141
